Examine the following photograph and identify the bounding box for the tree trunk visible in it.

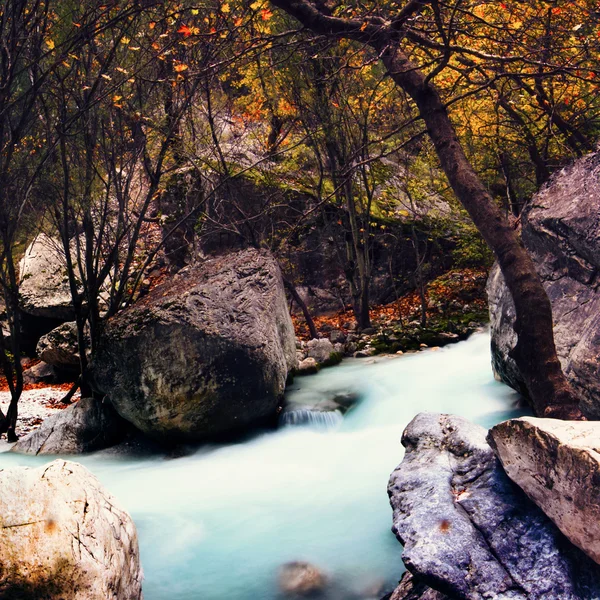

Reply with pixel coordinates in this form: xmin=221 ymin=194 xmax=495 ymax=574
xmin=377 ymin=45 xmax=580 ymax=418
xmin=267 ymin=0 xmax=582 ymax=418
xmin=283 ymin=277 xmax=319 ymax=340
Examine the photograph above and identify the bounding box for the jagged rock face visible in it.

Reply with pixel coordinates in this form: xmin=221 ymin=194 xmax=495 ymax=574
xmin=489 ymin=417 xmax=600 ymax=566
xmin=19 ymin=234 xmax=74 ymax=321
xmin=388 ymin=412 xmax=600 ymax=600
xmin=36 ymin=321 xmax=81 ymax=369
xmin=90 ymin=249 xmax=297 ymax=443
xmin=386 ymin=572 xmax=447 ymax=600
xmin=487 ymin=152 xmax=600 ymax=415
xmin=11 ymin=398 xmax=128 ymax=455
xmin=0 ymin=460 xmax=142 ymax=599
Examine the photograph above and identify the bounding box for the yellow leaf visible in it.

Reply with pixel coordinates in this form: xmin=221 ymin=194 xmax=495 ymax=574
xmin=45 ymin=38 xmax=55 ymax=50
xmin=174 ymin=63 xmax=189 ymax=72
xmin=221 ymin=3 xmax=230 ymax=13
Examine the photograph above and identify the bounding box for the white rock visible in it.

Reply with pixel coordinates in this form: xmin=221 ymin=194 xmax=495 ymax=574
xmin=0 ymin=459 xmax=143 ymax=598
xmin=489 ymin=417 xmax=600 ymax=565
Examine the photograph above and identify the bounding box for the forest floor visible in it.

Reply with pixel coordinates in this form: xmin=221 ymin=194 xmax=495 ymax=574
xmin=292 ymin=267 xmax=490 ymax=353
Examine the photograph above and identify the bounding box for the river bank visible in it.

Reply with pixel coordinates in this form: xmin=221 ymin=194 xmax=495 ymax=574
xmin=0 ymin=332 xmax=527 ymax=599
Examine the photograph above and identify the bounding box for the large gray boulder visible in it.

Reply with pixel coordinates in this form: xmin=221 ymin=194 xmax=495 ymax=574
xmin=90 ymin=249 xmax=297 ymax=443
xmin=388 ymin=413 xmax=600 ymax=600
xmin=489 ymin=417 xmax=600 ymax=566
xmin=11 ymin=398 xmax=128 ymax=455
xmin=0 ymin=459 xmax=142 ymax=599
xmin=487 ymin=152 xmax=600 ymax=415
xmin=19 ymin=234 xmax=74 ymax=321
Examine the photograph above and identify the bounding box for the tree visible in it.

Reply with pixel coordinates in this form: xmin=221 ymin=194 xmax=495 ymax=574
xmin=268 ymin=0 xmax=583 ymax=419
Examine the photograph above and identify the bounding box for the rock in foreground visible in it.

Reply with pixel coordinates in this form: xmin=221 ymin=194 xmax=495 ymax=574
xmin=0 ymin=460 xmax=142 ymax=599
xmin=489 ymin=417 xmax=600 ymax=566
xmin=388 ymin=412 xmax=600 ymax=600
xmin=11 ymin=398 xmax=128 ymax=455
xmin=90 ymin=249 xmax=297 ymax=443
xmin=487 ymin=152 xmax=600 ymax=415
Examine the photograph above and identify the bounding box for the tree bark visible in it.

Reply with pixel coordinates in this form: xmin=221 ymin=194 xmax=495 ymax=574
xmin=283 ymin=277 xmax=319 ymax=340
xmin=269 ymin=0 xmax=582 ymax=419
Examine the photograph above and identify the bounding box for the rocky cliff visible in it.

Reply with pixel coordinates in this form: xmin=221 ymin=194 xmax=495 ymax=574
xmin=487 ymin=152 xmax=600 ymax=416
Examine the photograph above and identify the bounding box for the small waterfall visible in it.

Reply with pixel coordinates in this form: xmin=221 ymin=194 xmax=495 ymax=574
xmin=279 ymin=409 xmax=344 ymax=429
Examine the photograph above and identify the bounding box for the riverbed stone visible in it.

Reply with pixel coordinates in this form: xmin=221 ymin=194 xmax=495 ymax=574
xmin=11 ymin=398 xmax=128 ymax=455
xmin=89 ymin=249 xmax=297 ymax=443
xmin=0 ymin=459 xmax=142 ymax=599
xmin=278 ymin=561 xmax=326 ymax=595
xmin=388 ymin=412 xmax=600 ymax=600
xmin=487 ymin=152 xmax=600 ymax=415
xmin=489 ymin=417 xmax=600 ymax=566
xmin=306 ymin=338 xmax=335 ymax=364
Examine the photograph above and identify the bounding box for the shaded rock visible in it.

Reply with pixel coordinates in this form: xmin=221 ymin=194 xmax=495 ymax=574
xmin=36 ymin=321 xmax=81 ymax=369
xmin=19 ymin=234 xmax=74 ymax=321
xmin=487 ymin=153 xmax=600 ymax=415
xmin=279 ymin=561 xmax=326 ymax=596
xmin=0 ymin=459 xmax=142 ymax=599
xmin=22 ymin=361 xmax=56 ymax=385
xmin=11 ymin=398 xmax=128 ymax=455
xmin=306 ymin=338 xmax=335 ymax=364
xmin=89 ymin=249 xmax=297 ymax=444
xmin=489 ymin=417 xmax=600 ymax=566
xmin=384 ymin=572 xmax=448 ymax=600
xmin=330 ymin=330 xmax=346 ymax=344
xmin=388 ymin=412 xmax=600 ymax=600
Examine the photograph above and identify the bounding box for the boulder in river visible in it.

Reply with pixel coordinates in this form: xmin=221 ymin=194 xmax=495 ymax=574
xmin=278 ymin=561 xmax=327 ymax=596
xmin=90 ymin=248 xmax=297 ymax=444
xmin=489 ymin=417 xmax=600 ymax=566
xmin=11 ymin=397 xmax=128 ymax=455
xmin=0 ymin=459 xmax=142 ymax=599
xmin=487 ymin=152 xmax=600 ymax=415
xmin=388 ymin=412 xmax=600 ymax=599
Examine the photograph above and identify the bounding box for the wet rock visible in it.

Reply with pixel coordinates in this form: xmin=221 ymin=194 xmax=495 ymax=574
xmin=89 ymin=249 xmax=297 ymax=444
xmin=36 ymin=321 xmax=81 ymax=370
xmin=388 ymin=412 xmax=600 ymax=600
xmin=489 ymin=417 xmax=600 ymax=565
xmin=297 ymin=357 xmax=319 ymax=375
xmin=487 ymin=153 xmax=600 ymax=414
xmin=0 ymin=459 xmax=142 ymax=599
xmin=279 ymin=561 xmax=326 ymax=596
xmin=11 ymin=398 xmax=128 ymax=455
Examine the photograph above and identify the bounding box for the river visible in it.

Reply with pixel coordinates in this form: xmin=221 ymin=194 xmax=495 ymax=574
xmin=0 ymin=331 xmax=527 ymax=600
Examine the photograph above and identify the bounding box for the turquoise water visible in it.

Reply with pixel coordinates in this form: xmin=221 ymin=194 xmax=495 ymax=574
xmin=0 ymin=331 xmax=527 ymax=599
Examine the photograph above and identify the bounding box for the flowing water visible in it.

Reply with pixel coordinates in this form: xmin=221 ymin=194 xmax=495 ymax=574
xmin=0 ymin=331 xmax=528 ymax=600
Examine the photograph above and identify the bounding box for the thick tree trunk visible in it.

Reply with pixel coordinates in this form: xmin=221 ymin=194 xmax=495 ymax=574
xmin=268 ymin=0 xmax=582 ymax=418
xmin=377 ymin=46 xmax=580 ymax=418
